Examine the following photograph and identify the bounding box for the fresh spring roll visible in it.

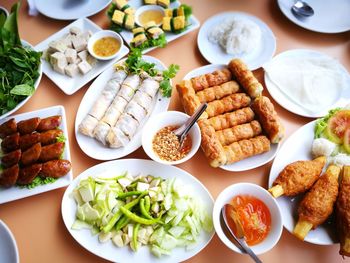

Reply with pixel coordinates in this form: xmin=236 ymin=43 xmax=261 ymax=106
xmin=78 ymin=115 xmax=99 ymax=137
xmin=138 ymin=78 xmax=159 ymax=98
xmin=208 ymin=107 xmax=255 ymax=131
xmin=196 ymin=80 xmax=240 ymax=103
xmin=114 ymin=114 xmax=139 ymax=138
xmin=132 ymin=91 xmax=153 ymax=113
xmin=93 ymin=122 xmax=111 ymax=146
xmin=124 ymin=100 xmax=147 ymax=123
xmin=101 ymin=96 xmax=128 ymax=127
xmin=106 ymin=127 xmax=130 ymax=148
xmin=118 ymin=74 xmax=141 ymax=102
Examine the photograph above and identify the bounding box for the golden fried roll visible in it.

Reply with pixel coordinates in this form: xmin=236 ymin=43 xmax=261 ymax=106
xmin=228 ymin=58 xmax=263 ymax=99
xmin=251 ymin=96 xmax=284 ymax=143
xmin=208 ymin=107 xmax=255 ymax=131
xmin=191 ymin=68 xmax=232 ymax=92
xmin=206 ymin=93 xmax=251 ymax=118
xmin=294 ymin=165 xmax=341 ymax=240
xmin=223 ymin=135 xmax=270 ymax=164
xmin=269 ymin=156 xmax=326 ymax=198
xmin=336 ymin=166 xmax=350 ymax=257
xmin=176 ymin=80 xmax=206 ymax=117
xmin=198 ymin=119 xmax=227 ymax=167
xmin=216 ymin=120 xmax=262 ymax=146
xmin=196 ymin=81 xmax=240 ymax=103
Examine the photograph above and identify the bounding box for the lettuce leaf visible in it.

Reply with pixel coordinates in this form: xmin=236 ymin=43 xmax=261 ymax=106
xmin=314 ymin=108 xmax=341 ymax=139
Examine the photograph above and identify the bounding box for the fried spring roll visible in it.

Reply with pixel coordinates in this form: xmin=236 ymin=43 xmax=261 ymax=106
xmin=40 ymin=159 xmax=71 ymax=178
xmin=19 ymin=133 xmax=41 ymax=151
xmin=269 ymin=156 xmax=326 ymax=198
xmin=336 ymin=166 xmax=350 ymax=257
xmin=17 ymin=164 xmax=42 ymax=185
xmin=0 ymin=164 xmax=19 ymax=187
xmin=39 ymin=142 xmax=65 ymax=162
xmin=206 ymin=93 xmax=251 ymax=117
xmin=251 ymin=96 xmax=284 ymax=143
xmin=196 ymin=81 xmax=240 ymax=103
xmin=223 ymin=135 xmax=271 ymax=164
xmin=40 ymin=129 xmax=63 ymax=145
xmin=1 ymin=149 xmax=21 ymax=168
xmin=228 ymin=58 xmax=263 ymax=99
xmin=191 ymin=68 xmax=232 ymax=92
xmin=0 ymin=118 xmax=17 ymax=138
xmin=17 ymin=117 xmax=40 ymax=135
xmin=294 ymin=165 xmax=340 ymax=240
xmin=1 ymin=133 xmax=20 ymax=153
xmin=208 ymin=107 xmax=255 ymax=131
xmin=37 ymin=116 xmax=62 ymax=132
xmin=216 ymin=120 xmax=262 ymax=146
xmin=176 ymin=80 xmax=203 ymax=116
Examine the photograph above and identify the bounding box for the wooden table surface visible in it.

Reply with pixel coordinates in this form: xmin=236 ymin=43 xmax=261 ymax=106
xmin=0 ymin=0 xmax=350 ymax=262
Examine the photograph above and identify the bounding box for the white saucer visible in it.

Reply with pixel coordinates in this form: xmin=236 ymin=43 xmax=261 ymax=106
xmin=0 ymin=220 xmax=19 ymax=263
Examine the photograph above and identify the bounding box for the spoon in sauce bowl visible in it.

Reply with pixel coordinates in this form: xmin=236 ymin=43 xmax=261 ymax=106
xmin=221 ymin=204 xmax=263 ymax=263
xmin=291 ymin=1 xmax=314 ymax=17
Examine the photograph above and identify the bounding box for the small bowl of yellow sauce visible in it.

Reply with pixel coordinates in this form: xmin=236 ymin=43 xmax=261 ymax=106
xmin=135 ymin=5 xmax=165 ymax=27
xmin=88 ymin=30 xmax=123 ymax=60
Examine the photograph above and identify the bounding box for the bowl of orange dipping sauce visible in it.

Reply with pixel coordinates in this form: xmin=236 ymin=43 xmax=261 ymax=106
xmin=88 ymin=30 xmax=123 ymax=60
xmin=213 ymin=183 xmax=283 ymax=255
xmin=135 ymin=5 xmax=165 ymax=27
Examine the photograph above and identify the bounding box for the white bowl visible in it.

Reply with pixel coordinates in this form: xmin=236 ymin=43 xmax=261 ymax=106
xmin=213 ymin=183 xmax=283 ymax=255
xmin=142 ymin=111 xmax=201 ymax=165
xmin=135 ymin=5 xmax=165 ymax=27
xmin=0 ymin=220 xmax=19 ymax=263
xmin=87 ymin=30 xmax=123 ymax=60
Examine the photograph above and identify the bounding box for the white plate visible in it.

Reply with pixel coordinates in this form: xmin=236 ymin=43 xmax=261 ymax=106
xmin=277 ymin=0 xmax=350 ymax=33
xmin=75 ymin=55 xmax=171 ymax=160
xmin=0 ymin=220 xmax=19 ymax=263
xmin=197 ymin=12 xmax=276 ymax=70
xmin=119 ymin=0 xmax=200 ymax=54
xmin=268 ymin=120 xmax=337 ymax=245
xmin=184 ymin=64 xmax=280 ymax=172
xmin=1 ymin=40 xmax=43 ymax=119
xmin=35 ymin=18 xmax=129 ymax=95
xmin=0 ymin=105 xmax=73 ymax=204
xmin=264 ymin=49 xmax=350 ymax=118
xmin=34 ymin=0 xmax=112 ymax=20
xmin=61 ymin=158 xmax=214 ymax=263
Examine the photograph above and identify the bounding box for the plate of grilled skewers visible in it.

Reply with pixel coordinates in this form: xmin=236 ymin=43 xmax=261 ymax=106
xmin=268 ymin=108 xmax=350 ymax=254
xmin=176 ymin=58 xmax=284 ymax=171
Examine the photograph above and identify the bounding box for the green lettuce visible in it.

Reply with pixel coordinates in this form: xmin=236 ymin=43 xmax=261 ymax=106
xmin=314 ymin=108 xmax=341 ymax=139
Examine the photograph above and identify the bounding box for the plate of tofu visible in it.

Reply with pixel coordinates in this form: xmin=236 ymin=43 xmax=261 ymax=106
xmin=75 ymin=55 xmax=171 ymax=160
xmin=110 ymin=0 xmax=200 ymax=54
xmin=35 ymin=18 xmax=129 ymax=95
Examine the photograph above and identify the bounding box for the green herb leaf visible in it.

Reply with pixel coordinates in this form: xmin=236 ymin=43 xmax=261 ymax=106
xmin=10 ymin=84 xmax=34 ymax=96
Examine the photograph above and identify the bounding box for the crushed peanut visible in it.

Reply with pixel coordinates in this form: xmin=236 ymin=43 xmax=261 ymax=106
xmin=152 ymin=126 xmax=192 ymax=162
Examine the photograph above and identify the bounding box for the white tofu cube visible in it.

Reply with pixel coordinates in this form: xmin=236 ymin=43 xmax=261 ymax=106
xmin=86 ymin=54 xmax=97 ymax=66
xmin=78 ymin=60 xmax=92 ymax=75
xmin=61 ymin=33 xmax=74 ymax=48
xmin=64 ymin=64 xmax=79 ymax=77
xmin=64 ymin=48 xmax=77 ymax=63
xmin=70 ymin=26 xmax=81 ymax=35
xmin=53 ymin=63 xmax=65 ymax=74
xmin=78 ymin=31 xmax=91 ymax=42
xmin=48 ymin=40 xmax=67 ymax=53
xmin=50 ymin=52 xmax=67 ymax=67
xmin=78 ymin=50 xmax=88 ymax=61
xmin=72 ymin=36 xmax=87 ymax=52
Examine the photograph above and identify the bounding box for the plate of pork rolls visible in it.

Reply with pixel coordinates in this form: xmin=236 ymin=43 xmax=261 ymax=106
xmin=0 ymin=105 xmax=72 ymax=204
xmin=75 ymin=56 xmax=171 ymax=160
xmin=268 ymin=121 xmax=349 ymax=249
xmin=176 ymin=58 xmax=284 ymax=171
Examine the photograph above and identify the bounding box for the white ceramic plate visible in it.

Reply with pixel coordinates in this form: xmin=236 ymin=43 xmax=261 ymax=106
xmin=0 ymin=220 xmax=19 ymax=263
xmin=61 ymin=158 xmax=214 ymax=263
xmin=197 ymin=12 xmax=276 ymax=70
xmin=75 ymin=55 xmax=171 ymax=160
xmin=277 ymin=0 xmax=350 ymax=33
xmin=184 ymin=64 xmax=280 ymax=172
xmin=35 ymin=18 xmax=129 ymax=95
xmin=119 ymin=0 xmax=200 ymax=54
xmin=1 ymin=40 xmax=43 ymax=119
xmin=268 ymin=120 xmax=338 ymax=245
xmin=264 ymin=49 xmax=350 ymax=118
xmin=34 ymin=0 xmax=112 ymax=20
xmin=0 ymin=105 xmax=73 ymax=204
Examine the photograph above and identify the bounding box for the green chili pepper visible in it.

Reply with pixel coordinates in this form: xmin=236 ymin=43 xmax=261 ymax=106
xmin=132 ymin=223 xmax=140 ymax=251
xmin=103 ymin=191 xmax=147 ymax=233
xmin=140 ymin=198 xmax=153 ymax=219
xmin=144 ymin=196 xmax=150 ymax=212
xmin=115 ymin=215 xmax=130 ymax=231
xmin=117 ymin=190 xmax=144 ymax=199
xmin=119 ymin=206 xmax=162 ymax=225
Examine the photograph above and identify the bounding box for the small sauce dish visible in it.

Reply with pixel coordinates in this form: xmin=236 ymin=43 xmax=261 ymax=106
xmin=213 ymin=183 xmax=283 ymax=255
xmin=0 ymin=6 xmax=9 ymax=18
xmin=142 ymin=111 xmax=201 ymax=165
xmin=135 ymin=5 xmax=165 ymax=27
xmin=87 ymin=30 xmax=123 ymax=60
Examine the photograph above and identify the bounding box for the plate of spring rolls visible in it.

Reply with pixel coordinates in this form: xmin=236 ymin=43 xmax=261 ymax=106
xmin=268 ymin=121 xmax=339 ymax=245
xmin=0 ymin=105 xmax=73 ymax=204
xmin=177 ymin=59 xmax=284 ymax=171
xmin=75 ymin=56 xmax=171 ymax=160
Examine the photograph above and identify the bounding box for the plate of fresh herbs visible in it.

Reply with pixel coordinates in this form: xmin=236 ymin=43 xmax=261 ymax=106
xmin=75 ymin=49 xmax=179 ymax=160
xmin=0 ymin=3 xmax=42 ymax=118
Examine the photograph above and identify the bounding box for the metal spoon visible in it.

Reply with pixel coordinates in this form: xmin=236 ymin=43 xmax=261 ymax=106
xmin=173 ymin=103 xmax=207 ymax=148
xmin=221 ymin=204 xmax=263 ymax=263
xmin=291 ymin=1 xmax=314 ymax=17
